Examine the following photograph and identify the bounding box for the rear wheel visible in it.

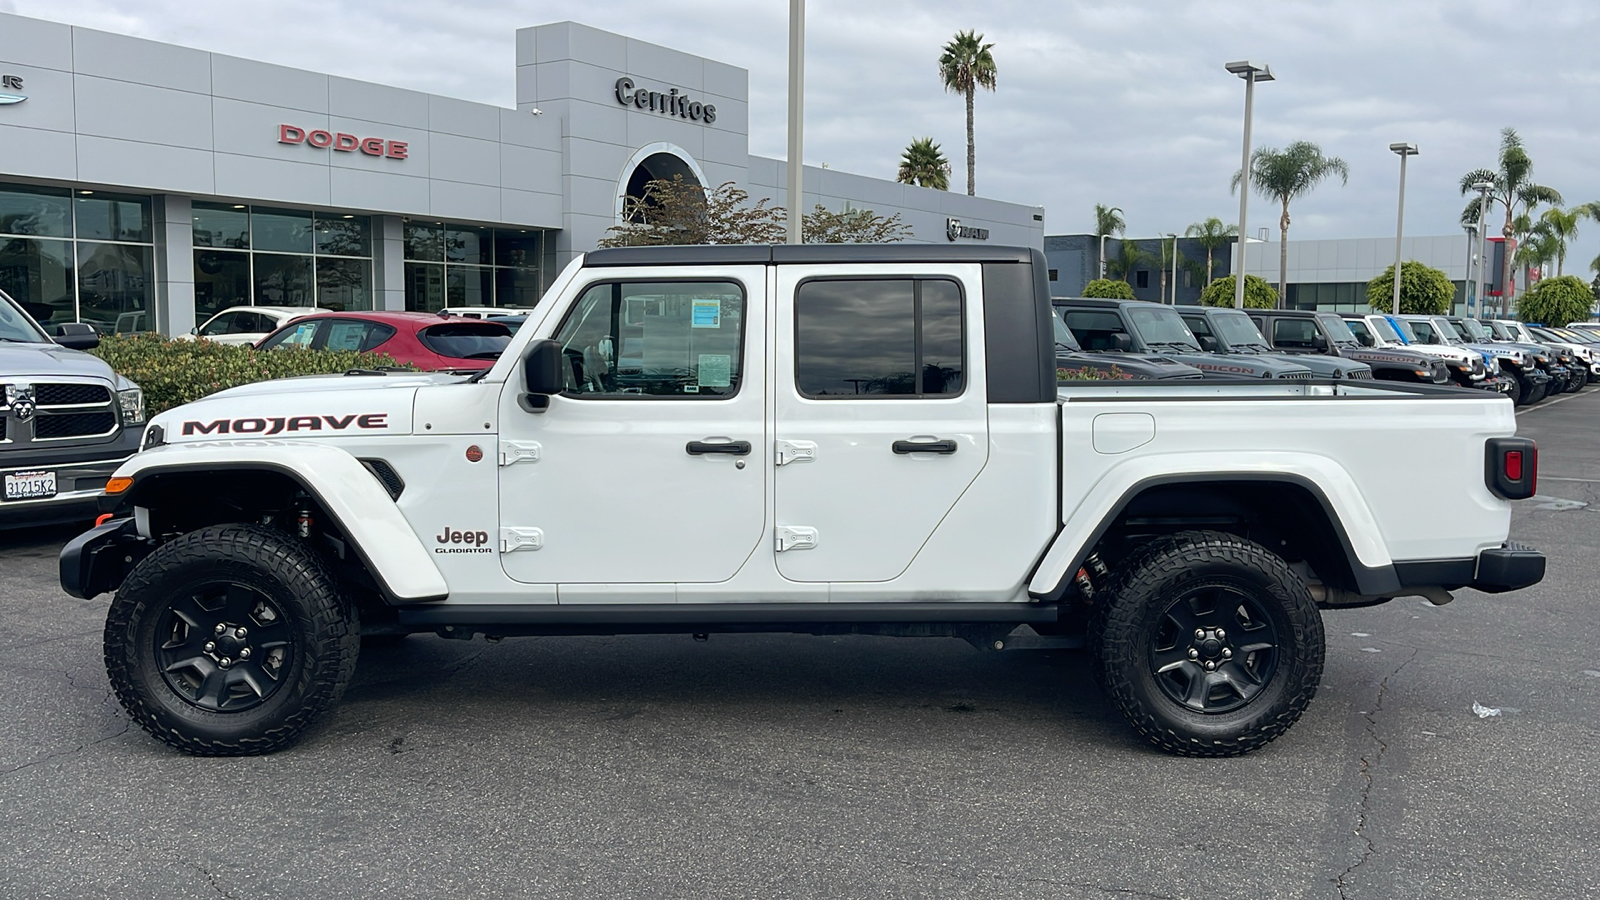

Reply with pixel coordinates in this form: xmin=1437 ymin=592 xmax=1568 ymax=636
xmin=1566 ymin=367 xmax=1587 ymax=392
xmin=104 ymin=524 xmax=358 ymax=756
xmin=1096 ymin=530 xmax=1324 ymax=757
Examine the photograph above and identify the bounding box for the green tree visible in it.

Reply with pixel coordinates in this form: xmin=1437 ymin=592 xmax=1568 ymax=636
xmin=1231 ymin=141 xmax=1350 ymax=298
xmin=601 ymin=177 xmax=785 ymax=247
xmin=1365 ymin=261 xmax=1455 ymax=314
xmin=1515 ymin=275 xmax=1593 ymax=326
xmin=1093 ymin=204 xmax=1125 ymax=279
xmin=896 ymin=137 xmax=950 ymax=191
xmin=1459 ymin=128 xmax=1563 ymax=316
xmin=1082 ymin=278 xmax=1136 ymax=300
xmin=1184 ymin=217 xmax=1237 ymax=285
xmin=802 ymin=204 xmax=910 ymax=243
xmin=1200 ymin=274 xmax=1278 ymax=309
xmin=1531 ymin=206 xmax=1583 ymax=276
xmin=1107 ymin=240 xmax=1152 ymax=284
xmin=937 ymin=30 xmax=997 ymax=197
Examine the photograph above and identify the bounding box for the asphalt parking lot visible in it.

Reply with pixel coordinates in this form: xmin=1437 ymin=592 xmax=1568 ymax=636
xmin=2 ymin=393 xmax=1598 ymax=900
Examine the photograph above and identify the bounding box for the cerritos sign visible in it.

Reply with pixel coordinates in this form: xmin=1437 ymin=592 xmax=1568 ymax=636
xmin=277 ymin=124 xmax=409 ymax=159
xmin=613 ymin=77 xmax=717 ymax=125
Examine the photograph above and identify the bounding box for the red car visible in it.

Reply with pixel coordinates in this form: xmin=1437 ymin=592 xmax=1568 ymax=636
xmin=255 ymin=311 xmax=513 ymax=372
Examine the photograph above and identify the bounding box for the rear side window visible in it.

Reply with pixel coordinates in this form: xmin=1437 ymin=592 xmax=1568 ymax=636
xmin=261 ymin=320 xmax=320 ymax=350
xmin=1271 ymin=319 xmax=1320 ymax=349
xmin=795 ymin=278 xmax=964 ymax=398
xmin=418 ymin=322 xmax=512 ymax=360
xmin=551 ymin=281 xmax=745 ymax=397
xmin=324 ymin=319 xmax=397 ymax=352
xmin=1062 ymin=309 xmax=1127 ymax=352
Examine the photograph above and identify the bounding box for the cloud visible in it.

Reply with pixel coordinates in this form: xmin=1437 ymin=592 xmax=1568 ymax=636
xmin=11 ymin=0 xmax=1600 ymax=252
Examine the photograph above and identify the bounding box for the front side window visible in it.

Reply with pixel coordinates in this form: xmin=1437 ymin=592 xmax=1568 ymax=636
xmin=552 ymin=281 xmax=745 ymax=398
xmin=795 ymin=278 xmax=964 ymax=398
xmin=1271 ymin=318 xmax=1320 ymax=349
xmin=261 ymin=320 xmax=320 ymax=350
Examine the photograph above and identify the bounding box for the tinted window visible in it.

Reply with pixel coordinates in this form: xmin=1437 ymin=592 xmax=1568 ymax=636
xmin=198 ymin=312 xmax=239 ymax=336
xmin=1062 ymin=309 xmax=1127 ymax=352
xmin=1182 ymin=315 xmax=1213 ymax=338
xmin=418 ymin=322 xmax=511 ymax=360
xmin=552 ymin=281 xmax=744 ymax=397
xmin=1272 ymin=319 xmax=1321 ymax=348
xmin=0 ymin=290 xmax=50 ymax=342
xmin=1345 ymin=318 xmax=1374 ymax=345
xmin=795 ymin=278 xmax=964 ymax=398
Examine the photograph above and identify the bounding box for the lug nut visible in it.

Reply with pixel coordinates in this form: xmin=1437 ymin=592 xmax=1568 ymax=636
xmin=204 ymin=641 xmax=216 ymax=653
xmin=1195 ymin=629 xmax=1205 ymax=639
xmin=1188 ymin=648 xmax=1199 ymax=659
xmin=219 ymin=658 xmax=231 ymax=669
xmin=214 ymin=623 xmax=226 ymax=635
xmin=234 ymin=627 xmax=247 ymax=639
xmin=1216 ymin=629 xmax=1226 ymax=640
xmin=239 ymin=648 xmax=251 ymax=660
xmin=1222 ymin=648 xmax=1233 ymax=659
xmin=1204 ymin=661 xmax=1217 ymax=671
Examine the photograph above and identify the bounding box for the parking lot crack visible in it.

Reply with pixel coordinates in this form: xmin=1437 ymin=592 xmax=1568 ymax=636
xmin=192 ymin=862 xmax=236 ymax=899
xmin=1334 ymin=647 xmax=1417 ymax=900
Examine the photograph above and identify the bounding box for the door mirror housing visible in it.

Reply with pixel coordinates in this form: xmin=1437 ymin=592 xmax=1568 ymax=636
xmin=521 ymin=338 xmax=564 ymax=411
xmin=52 ymin=321 xmax=100 ymax=350
xmin=1198 ymin=335 xmax=1219 ymax=352
xmin=1311 ymin=333 xmax=1329 ymax=351
xmin=1110 ymin=332 xmax=1133 ymax=352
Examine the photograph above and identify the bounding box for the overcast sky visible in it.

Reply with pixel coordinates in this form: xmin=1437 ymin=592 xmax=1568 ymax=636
xmin=8 ymin=0 xmax=1597 ymax=257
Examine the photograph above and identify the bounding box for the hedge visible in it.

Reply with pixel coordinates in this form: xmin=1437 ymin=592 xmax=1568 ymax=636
xmin=90 ymin=334 xmax=407 ymax=415
xmin=1081 ymin=278 xmax=1137 ymax=300
xmin=1199 ymin=274 xmax=1279 ymax=309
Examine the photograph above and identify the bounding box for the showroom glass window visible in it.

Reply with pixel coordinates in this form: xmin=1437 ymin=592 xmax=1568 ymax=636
xmin=404 ymin=222 xmax=544 ymax=313
xmin=192 ymin=203 xmax=373 ymax=320
xmin=0 ymin=183 xmax=156 ymax=332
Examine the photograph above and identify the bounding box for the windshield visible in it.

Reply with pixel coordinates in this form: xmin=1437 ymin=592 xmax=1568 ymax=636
xmin=0 ymin=289 xmax=51 ymax=343
xmin=1212 ymin=311 xmax=1269 ymax=348
xmin=1425 ymin=318 xmax=1463 ymax=345
xmin=1459 ymin=317 xmax=1492 ymax=341
xmin=1316 ymin=314 xmax=1361 ymax=347
xmin=1390 ymin=317 xmax=1420 ymax=343
xmin=1127 ymin=306 xmax=1200 ymax=350
xmin=1050 ymin=306 xmax=1083 ymax=351
xmin=1486 ymin=320 xmax=1515 ymax=341
xmin=1368 ymin=316 xmax=1401 ymax=343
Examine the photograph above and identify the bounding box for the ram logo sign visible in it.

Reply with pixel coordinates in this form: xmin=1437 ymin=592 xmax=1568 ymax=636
xmin=0 ymin=74 xmax=25 ymax=106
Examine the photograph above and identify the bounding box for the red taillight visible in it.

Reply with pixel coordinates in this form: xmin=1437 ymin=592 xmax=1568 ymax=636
xmin=1504 ymin=451 xmax=1522 ymax=481
xmin=1485 ymin=438 xmax=1537 ymax=500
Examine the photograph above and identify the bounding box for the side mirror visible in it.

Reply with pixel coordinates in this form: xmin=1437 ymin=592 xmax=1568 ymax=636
xmin=521 ymin=338 xmax=564 ymax=411
xmin=1198 ymin=335 xmax=1219 ymax=352
xmin=1311 ymin=334 xmax=1329 ymax=351
xmin=52 ymin=322 xmax=100 ymax=350
xmin=1110 ymin=332 xmax=1133 ymax=351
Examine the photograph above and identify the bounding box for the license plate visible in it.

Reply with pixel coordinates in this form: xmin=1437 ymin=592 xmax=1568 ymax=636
xmin=4 ymin=470 xmax=57 ymax=501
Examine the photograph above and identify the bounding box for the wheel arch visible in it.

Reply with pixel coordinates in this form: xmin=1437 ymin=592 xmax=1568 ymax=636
xmin=1028 ymin=470 xmax=1401 ymax=601
xmin=104 ymin=444 xmax=447 ymax=604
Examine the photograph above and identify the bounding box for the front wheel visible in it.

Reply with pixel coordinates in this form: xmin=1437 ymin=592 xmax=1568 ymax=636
xmin=103 ymin=524 xmax=359 ymax=756
xmin=1096 ymin=530 xmax=1325 ymax=757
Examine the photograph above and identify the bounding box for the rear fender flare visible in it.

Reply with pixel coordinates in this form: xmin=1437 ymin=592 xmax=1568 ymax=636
xmin=1027 ymin=452 xmax=1395 ymax=598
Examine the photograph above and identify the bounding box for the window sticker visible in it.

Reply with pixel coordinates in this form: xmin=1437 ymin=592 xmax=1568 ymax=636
xmin=325 ymin=322 xmax=366 ymax=351
xmin=691 ymin=299 xmax=722 ymax=328
xmin=697 ymin=353 xmax=732 ymax=387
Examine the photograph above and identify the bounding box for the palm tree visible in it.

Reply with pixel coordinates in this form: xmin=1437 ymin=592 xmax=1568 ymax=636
xmin=1093 ymin=204 xmax=1125 ymax=279
xmin=1184 ymin=217 xmax=1238 ymax=285
xmin=1459 ymin=128 xmax=1563 ymax=316
xmin=937 ymin=30 xmax=997 ymax=197
xmin=896 ymin=137 xmax=950 ymax=190
xmin=1231 ymin=141 xmax=1349 ymax=299
xmin=1534 ymin=207 xmax=1583 ymax=276
xmin=1108 ymin=241 xmax=1152 ymax=285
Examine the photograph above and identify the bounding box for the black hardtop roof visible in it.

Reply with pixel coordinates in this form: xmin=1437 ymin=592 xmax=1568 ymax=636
xmin=1173 ymin=304 xmax=1252 ymax=315
xmin=1050 ymin=297 xmax=1167 ymax=308
xmin=583 ymin=244 xmax=1039 ymax=267
xmin=1247 ymin=308 xmax=1337 ymax=318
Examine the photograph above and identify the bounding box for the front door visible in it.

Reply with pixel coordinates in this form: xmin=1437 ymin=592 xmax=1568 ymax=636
xmin=497 ymin=271 xmax=767 ymax=585
xmin=772 ymin=267 xmax=989 ymax=583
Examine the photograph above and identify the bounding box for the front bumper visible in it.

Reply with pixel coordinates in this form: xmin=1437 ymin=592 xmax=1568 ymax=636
xmin=59 ymin=515 xmax=150 ymax=600
xmin=0 ymin=434 xmax=139 ymax=528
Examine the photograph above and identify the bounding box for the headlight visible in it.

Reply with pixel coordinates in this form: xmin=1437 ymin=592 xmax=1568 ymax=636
xmin=117 ymin=387 xmax=145 ymax=426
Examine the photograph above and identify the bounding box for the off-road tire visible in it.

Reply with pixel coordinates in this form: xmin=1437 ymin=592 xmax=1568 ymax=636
xmin=104 ymin=524 xmax=358 ymax=756
xmin=1566 ymin=368 xmax=1587 ymax=393
xmin=1097 ymin=530 xmax=1324 ymax=757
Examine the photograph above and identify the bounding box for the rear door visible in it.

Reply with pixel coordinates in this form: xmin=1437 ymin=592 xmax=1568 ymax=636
xmin=772 ymin=266 xmax=989 ymax=583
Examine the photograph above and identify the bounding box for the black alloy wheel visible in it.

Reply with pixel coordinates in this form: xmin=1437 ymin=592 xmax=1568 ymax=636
xmin=1096 ymin=530 xmax=1324 ymax=757
xmin=104 ymin=523 xmax=358 ymax=756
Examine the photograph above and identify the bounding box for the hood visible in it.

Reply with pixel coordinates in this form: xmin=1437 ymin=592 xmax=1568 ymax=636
xmin=1266 ymin=353 xmax=1367 ymax=377
xmin=1057 ymin=351 xmax=1203 ymax=381
xmin=0 ymin=340 xmax=123 ymax=383
xmin=1159 ymin=351 xmax=1311 ymax=379
xmin=1402 ymin=343 xmax=1475 ymax=364
xmin=149 ymin=370 xmax=467 ymax=444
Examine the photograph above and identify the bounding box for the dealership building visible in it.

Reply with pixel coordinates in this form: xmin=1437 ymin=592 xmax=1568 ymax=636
xmin=0 ymin=13 xmax=1043 ymax=336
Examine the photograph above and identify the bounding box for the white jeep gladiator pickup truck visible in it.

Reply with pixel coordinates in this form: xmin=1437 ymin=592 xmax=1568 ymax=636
xmin=61 ymin=245 xmax=1544 ymax=758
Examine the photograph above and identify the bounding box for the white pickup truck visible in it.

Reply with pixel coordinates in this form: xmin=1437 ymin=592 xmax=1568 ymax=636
xmin=62 ymin=245 xmax=1544 ymax=759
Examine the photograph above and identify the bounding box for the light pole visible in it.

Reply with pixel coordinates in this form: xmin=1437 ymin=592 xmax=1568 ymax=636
xmin=1165 ymin=233 xmax=1179 ymax=304
xmin=1463 ymin=223 xmax=1477 ymax=317
xmin=785 ymin=0 xmax=805 ymax=245
xmin=1388 ymin=142 xmax=1418 ymax=315
xmin=1225 ymin=61 xmax=1273 ymax=309
xmin=1099 ymin=233 xmax=1108 ymax=279
xmin=1472 ymin=180 xmax=1493 ymax=319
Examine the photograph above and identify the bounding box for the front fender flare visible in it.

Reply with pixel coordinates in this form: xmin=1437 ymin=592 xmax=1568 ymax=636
xmin=107 ymin=441 xmax=448 ymax=603
xmin=1027 ymin=452 xmax=1396 ymax=598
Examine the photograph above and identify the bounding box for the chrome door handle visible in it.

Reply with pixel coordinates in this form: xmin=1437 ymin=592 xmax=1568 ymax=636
xmin=892 ymin=438 xmax=958 ymax=454
xmin=686 ymin=439 xmax=752 ymax=455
